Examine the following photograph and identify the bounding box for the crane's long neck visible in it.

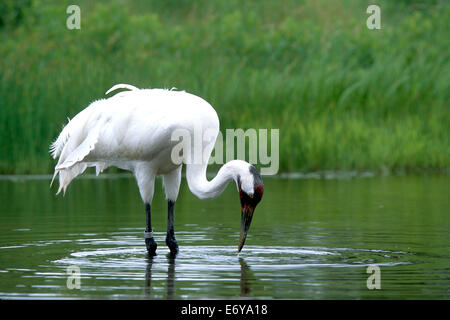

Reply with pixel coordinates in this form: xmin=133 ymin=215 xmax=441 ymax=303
xmin=186 ymin=160 xmax=249 ymax=199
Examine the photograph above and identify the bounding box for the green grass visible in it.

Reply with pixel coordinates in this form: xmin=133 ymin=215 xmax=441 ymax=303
xmin=0 ymin=0 xmax=449 ymax=174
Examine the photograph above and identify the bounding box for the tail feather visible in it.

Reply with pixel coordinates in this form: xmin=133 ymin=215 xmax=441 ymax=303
xmin=55 ymin=163 xmax=88 ymax=195
xmin=55 ymin=126 xmax=99 ymax=171
xmin=50 ymin=170 xmax=58 ymax=188
xmin=51 ymin=125 xmax=100 ymax=194
xmin=50 ymin=100 xmax=104 ymax=195
xmin=49 ymin=118 xmax=72 ymax=159
xmin=105 ymin=83 xmax=139 ymax=95
xmin=50 ymin=83 xmax=137 ymax=195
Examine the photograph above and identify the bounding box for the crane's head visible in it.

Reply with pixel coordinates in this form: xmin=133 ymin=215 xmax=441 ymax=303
xmin=237 ymin=165 xmax=264 ymax=252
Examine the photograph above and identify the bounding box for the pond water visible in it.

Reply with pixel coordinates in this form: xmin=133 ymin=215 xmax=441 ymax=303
xmin=0 ymin=173 xmax=448 ymax=299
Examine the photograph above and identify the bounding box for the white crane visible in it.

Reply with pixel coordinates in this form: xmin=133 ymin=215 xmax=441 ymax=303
xmin=50 ymin=84 xmax=264 ymax=255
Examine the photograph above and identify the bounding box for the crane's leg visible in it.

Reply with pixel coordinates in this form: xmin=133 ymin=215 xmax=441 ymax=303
xmin=162 ymin=167 xmax=182 ymax=254
xmin=145 ymin=203 xmax=157 ymax=255
xmin=135 ymin=164 xmax=157 ymax=255
xmin=166 ymin=200 xmax=178 ymax=254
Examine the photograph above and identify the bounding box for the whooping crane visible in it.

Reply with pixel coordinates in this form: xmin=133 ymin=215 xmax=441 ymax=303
xmin=50 ymin=84 xmax=264 ymax=255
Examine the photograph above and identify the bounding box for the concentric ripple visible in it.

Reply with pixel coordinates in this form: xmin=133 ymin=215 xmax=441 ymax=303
xmin=0 ymin=229 xmax=418 ymax=299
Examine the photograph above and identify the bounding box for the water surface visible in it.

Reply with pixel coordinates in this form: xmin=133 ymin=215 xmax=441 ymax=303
xmin=0 ymin=174 xmax=448 ymax=299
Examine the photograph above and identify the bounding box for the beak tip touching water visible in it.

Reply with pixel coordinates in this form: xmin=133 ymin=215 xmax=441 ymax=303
xmin=237 ymin=238 xmax=245 ymax=253
xmin=238 ymin=207 xmax=253 ymax=253
xmin=237 ymin=237 xmax=245 ymax=253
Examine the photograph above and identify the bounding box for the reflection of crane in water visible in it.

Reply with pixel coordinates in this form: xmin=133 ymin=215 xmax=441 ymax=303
xmin=144 ymin=254 xmax=255 ymax=298
xmin=239 ymin=258 xmax=255 ymax=297
xmin=145 ymin=253 xmax=176 ymax=299
xmin=50 ymin=84 xmax=264 ymax=255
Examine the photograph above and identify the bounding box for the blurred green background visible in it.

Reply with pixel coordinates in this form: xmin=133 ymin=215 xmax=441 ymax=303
xmin=0 ymin=0 xmax=449 ymax=174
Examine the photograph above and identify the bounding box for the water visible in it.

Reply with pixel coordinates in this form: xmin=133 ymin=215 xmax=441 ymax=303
xmin=0 ymin=174 xmax=448 ymax=299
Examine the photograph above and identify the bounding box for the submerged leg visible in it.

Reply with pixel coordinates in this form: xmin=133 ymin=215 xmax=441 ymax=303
xmin=166 ymin=200 xmax=179 ymax=254
xmin=145 ymin=203 xmax=157 ymax=255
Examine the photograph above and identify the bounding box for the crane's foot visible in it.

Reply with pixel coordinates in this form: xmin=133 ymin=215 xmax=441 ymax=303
xmin=145 ymin=231 xmax=157 ymax=255
xmin=145 ymin=238 xmax=157 ymax=255
xmin=166 ymin=236 xmax=179 ymax=254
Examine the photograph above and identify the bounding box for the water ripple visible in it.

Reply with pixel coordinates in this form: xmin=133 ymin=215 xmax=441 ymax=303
xmin=0 ymin=231 xmax=418 ymax=299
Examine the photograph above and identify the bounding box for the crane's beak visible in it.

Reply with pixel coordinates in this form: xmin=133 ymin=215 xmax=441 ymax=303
xmin=238 ymin=206 xmax=254 ymax=252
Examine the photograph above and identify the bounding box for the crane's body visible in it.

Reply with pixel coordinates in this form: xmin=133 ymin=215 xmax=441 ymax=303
xmin=50 ymin=84 xmax=263 ymax=255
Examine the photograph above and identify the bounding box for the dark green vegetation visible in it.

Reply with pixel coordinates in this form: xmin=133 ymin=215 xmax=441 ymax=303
xmin=1 ymin=0 xmax=449 ymax=174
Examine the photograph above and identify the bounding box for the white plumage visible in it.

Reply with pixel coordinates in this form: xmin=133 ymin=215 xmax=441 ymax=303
xmin=50 ymin=84 xmax=263 ymax=253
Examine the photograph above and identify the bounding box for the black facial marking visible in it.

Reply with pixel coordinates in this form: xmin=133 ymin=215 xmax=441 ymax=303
xmin=249 ymin=165 xmax=263 ymax=187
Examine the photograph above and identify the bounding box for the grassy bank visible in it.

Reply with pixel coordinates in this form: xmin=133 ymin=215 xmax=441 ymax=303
xmin=0 ymin=0 xmax=449 ymax=174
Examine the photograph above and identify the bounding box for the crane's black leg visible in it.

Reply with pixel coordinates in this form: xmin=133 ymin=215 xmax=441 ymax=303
xmin=166 ymin=200 xmax=179 ymax=254
xmin=145 ymin=203 xmax=157 ymax=255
